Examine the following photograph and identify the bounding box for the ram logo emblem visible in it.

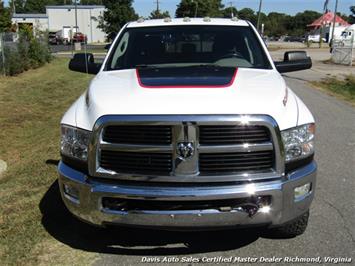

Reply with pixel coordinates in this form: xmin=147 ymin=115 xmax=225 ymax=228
xmin=177 ymin=142 xmax=194 ymax=160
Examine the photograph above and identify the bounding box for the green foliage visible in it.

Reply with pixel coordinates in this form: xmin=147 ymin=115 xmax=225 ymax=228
xmin=222 ymin=6 xmax=238 ymax=18
xmin=0 ymin=1 xmax=11 ymax=32
xmin=9 ymin=0 xmax=69 ymax=14
xmin=175 ymin=0 xmax=224 ymax=18
xmin=237 ymin=8 xmax=257 ymax=24
xmin=2 ymin=47 xmax=24 ymax=76
xmin=0 ymin=28 xmax=52 ymax=76
xmin=315 ymin=75 xmax=355 ymax=103
xmin=149 ymin=9 xmax=170 ymax=19
xmin=350 ymin=6 xmax=355 ymax=24
xmin=99 ymin=0 xmax=138 ymax=40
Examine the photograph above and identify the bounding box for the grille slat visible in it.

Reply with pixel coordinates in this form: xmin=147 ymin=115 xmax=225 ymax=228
xmin=199 ymin=151 xmax=274 ymax=175
xmin=199 ymin=125 xmax=270 ymax=145
xmin=103 ymin=125 xmax=172 ymax=145
xmin=100 ymin=150 xmax=172 ymax=175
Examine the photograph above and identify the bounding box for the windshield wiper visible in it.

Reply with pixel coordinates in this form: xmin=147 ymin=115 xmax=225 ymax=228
xmin=134 ymin=64 xmax=157 ymax=69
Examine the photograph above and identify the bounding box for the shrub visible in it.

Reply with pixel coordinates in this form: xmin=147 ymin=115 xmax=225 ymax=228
xmin=0 ymin=28 xmax=52 ymax=76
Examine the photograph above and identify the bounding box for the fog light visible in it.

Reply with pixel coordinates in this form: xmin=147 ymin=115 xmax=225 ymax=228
xmin=294 ymin=183 xmax=311 ymax=201
xmin=63 ymin=184 xmax=80 ymax=204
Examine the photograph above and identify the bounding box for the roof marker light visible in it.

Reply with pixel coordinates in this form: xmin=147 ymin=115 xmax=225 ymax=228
xmin=137 ymin=17 xmax=145 ymax=23
xmin=183 ymin=17 xmax=191 ymax=22
xmin=203 ymin=17 xmax=211 ymax=22
xmin=231 ymin=17 xmax=239 ymax=22
xmin=164 ymin=17 xmax=172 ymax=23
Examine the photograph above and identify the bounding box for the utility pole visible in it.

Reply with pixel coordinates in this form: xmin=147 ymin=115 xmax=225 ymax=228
xmin=257 ymin=0 xmax=263 ymax=32
xmin=330 ymin=0 xmax=339 ymax=44
xmin=154 ymin=0 xmax=160 ymax=13
xmin=192 ymin=0 xmax=198 ymax=18
xmin=74 ymin=0 xmax=78 ymax=32
xmin=229 ymin=1 xmax=234 ymax=18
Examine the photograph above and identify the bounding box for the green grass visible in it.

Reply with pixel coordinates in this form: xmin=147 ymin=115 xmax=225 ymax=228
xmin=0 ymin=58 xmax=96 ymax=265
xmin=312 ymin=75 xmax=355 ymax=104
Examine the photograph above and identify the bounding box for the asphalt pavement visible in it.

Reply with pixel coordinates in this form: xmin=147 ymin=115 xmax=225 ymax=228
xmin=86 ymin=72 xmax=354 ymax=266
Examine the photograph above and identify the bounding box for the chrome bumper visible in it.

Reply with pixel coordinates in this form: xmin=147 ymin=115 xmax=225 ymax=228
xmin=58 ymin=161 xmax=317 ymax=228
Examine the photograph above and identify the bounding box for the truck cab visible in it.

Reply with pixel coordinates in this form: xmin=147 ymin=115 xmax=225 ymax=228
xmin=59 ymin=18 xmax=316 ymax=237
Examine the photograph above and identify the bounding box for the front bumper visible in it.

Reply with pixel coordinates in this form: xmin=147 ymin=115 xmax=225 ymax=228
xmin=58 ymin=161 xmax=317 ymax=228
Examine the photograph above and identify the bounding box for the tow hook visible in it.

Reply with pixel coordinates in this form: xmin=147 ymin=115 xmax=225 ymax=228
xmin=219 ymin=196 xmax=266 ymax=218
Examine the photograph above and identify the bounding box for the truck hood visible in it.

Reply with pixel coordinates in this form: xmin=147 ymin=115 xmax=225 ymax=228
xmin=73 ymin=68 xmax=299 ymax=130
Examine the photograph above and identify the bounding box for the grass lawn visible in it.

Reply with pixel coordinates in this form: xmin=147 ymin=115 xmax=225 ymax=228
xmin=312 ymin=75 xmax=355 ymax=105
xmin=0 ymin=58 xmax=97 ymax=265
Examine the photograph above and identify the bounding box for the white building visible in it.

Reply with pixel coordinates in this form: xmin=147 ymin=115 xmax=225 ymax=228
xmin=12 ymin=5 xmax=106 ymax=43
xmin=12 ymin=13 xmax=49 ymax=32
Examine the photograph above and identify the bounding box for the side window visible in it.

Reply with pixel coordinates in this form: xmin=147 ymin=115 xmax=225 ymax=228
xmin=110 ymin=32 xmax=130 ymax=69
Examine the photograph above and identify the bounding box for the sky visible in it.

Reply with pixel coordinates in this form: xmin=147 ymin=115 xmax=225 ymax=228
xmin=3 ymin=0 xmax=354 ymax=16
xmin=135 ymin=0 xmax=353 ymax=17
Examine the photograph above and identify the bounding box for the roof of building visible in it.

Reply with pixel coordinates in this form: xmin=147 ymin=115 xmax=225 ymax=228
xmin=12 ymin=13 xmax=48 ymax=19
xmin=46 ymin=5 xmax=105 ymax=10
xmin=127 ymin=18 xmax=249 ymax=28
xmin=308 ymin=12 xmax=350 ymax=28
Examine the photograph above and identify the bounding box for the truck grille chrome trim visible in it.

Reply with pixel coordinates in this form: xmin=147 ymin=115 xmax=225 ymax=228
xmin=88 ymin=115 xmax=285 ymax=182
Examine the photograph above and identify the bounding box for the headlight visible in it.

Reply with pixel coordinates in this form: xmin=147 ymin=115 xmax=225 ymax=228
xmin=281 ymin=123 xmax=315 ymax=162
xmin=61 ymin=125 xmax=91 ymax=161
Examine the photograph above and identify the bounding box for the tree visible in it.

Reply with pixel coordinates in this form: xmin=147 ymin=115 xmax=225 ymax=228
xmin=264 ymin=12 xmax=290 ymax=37
xmin=149 ymin=9 xmax=170 ymax=19
xmin=349 ymin=6 xmax=355 ymax=24
xmin=9 ymin=0 xmax=66 ymax=14
xmin=237 ymin=8 xmax=257 ymax=24
xmin=9 ymin=0 xmax=26 ymax=13
xmin=175 ymin=0 xmax=224 ymax=18
xmin=222 ymin=6 xmax=237 ymax=18
xmin=99 ymin=0 xmax=138 ymax=40
xmin=287 ymin=10 xmax=322 ymax=35
xmin=0 ymin=1 xmax=11 ymax=32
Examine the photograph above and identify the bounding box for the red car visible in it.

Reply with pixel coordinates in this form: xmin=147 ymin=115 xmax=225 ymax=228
xmin=72 ymin=32 xmax=87 ymax=43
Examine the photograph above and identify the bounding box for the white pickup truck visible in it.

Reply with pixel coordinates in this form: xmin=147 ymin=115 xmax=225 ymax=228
xmin=60 ymin=18 xmax=316 ymax=237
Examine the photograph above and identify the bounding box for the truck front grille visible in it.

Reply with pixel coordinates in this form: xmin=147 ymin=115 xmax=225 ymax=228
xmin=90 ymin=115 xmax=283 ymax=182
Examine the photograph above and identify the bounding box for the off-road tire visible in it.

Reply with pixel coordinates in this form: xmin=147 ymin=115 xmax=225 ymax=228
xmin=271 ymin=211 xmax=309 ymax=238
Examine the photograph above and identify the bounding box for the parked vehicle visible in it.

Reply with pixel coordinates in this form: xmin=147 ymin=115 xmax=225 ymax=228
xmin=61 ymin=18 xmax=316 ymax=237
xmin=284 ymin=36 xmax=305 ymax=42
xmin=307 ymin=34 xmax=326 ymax=43
xmin=48 ymin=31 xmax=63 ymax=45
xmin=72 ymin=32 xmax=87 ymax=44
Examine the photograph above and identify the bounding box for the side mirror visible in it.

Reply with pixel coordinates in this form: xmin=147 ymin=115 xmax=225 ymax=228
xmin=274 ymin=51 xmax=312 ymax=73
xmin=104 ymin=43 xmax=111 ymax=50
xmin=68 ymin=53 xmax=101 ymax=74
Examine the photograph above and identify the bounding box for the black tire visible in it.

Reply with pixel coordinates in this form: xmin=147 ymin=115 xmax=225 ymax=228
xmin=270 ymin=211 xmax=309 ymax=238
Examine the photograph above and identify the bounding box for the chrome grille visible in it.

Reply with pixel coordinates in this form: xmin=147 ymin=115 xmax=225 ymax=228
xmin=199 ymin=125 xmax=270 ymax=145
xmin=100 ymin=150 xmax=172 ymax=175
xmin=103 ymin=125 xmax=172 ymax=144
xmin=90 ymin=115 xmax=284 ymax=183
xmin=199 ymin=151 xmax=274 ymax=175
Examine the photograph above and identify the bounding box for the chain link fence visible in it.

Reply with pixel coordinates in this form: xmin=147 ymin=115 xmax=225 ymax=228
xmin=331 ymin=34 xmax=355 ymax=66
xmin=0 ymin=31 xmax=52 ymax=76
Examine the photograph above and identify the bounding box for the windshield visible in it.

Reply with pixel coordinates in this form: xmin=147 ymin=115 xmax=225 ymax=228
xmin=105 ymin=26 xmax=272 ymax=71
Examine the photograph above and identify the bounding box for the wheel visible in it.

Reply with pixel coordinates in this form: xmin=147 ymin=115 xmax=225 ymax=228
xmin=270 ymin=211 xmax=309 ymax=238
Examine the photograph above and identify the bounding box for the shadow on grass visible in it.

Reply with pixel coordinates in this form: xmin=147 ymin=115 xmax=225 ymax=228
xmin=40 ymin=180 xmax=283 ymax=256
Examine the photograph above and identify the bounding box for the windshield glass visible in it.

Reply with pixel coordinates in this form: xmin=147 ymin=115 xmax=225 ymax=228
xmin=106 ymin=26 xmax=272 ymax=71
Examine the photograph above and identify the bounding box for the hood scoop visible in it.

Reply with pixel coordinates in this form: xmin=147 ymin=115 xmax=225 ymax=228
xmin=136 ymin=66 xmax=237 ymax=88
